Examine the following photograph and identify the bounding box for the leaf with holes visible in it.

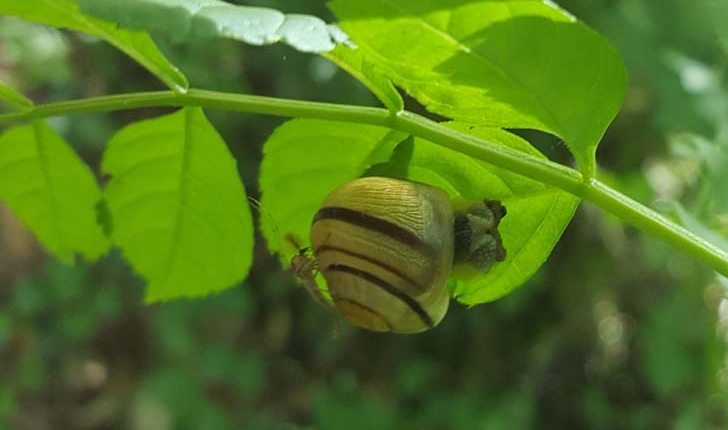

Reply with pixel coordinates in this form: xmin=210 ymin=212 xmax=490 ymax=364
xmin=102 ymin=107 xmax=253 ymax=301
xmin=0 ymin=121 xmax=109 ymax=263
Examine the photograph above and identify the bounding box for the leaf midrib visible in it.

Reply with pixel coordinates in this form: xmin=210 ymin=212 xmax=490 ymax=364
xmin=33 ymin=121 xmax=66 ymax=258
xmin=160 ymin=109 xmax=193 ymax=288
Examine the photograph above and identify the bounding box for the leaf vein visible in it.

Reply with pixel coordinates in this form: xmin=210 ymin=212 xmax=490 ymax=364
xmin=372 ymin=0 xmax=566 ymax=135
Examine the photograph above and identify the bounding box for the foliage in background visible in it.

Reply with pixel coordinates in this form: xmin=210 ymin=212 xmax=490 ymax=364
xmin=0 ymin=1 xmax=727 ymax=430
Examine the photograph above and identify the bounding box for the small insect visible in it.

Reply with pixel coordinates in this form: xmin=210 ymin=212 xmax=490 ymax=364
xmin=249 ymin=197 xmax=339 ymax=315
xmin=287 ymin=234 xmax=342 ymax=336
xmin=286 ymin=234 xmax=333 ymax=310
xmin=289 ymin=176 xmax=507 ymax=334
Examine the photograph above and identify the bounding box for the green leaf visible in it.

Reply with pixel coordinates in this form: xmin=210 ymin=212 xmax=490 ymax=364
xmin=0 ymin=81 xmax=33 ymax=111
xmin=0 ymin=121 xmax=109 ymax=263
xmin=324 ymin=45 xmax=404 ymax=112
xmin=404 ymin=122 xmax=580 ymax=304
xmin=259 ymin=119 xmax=579 ymax=305
xmin=101 ymin=108 xmax=253 ymax=302
xmin=259 ymin=119 xmax=407 ymax=261
xmin=329 ymin=0 xmax=627 ymax=177
xmin=0 ymin=0 xmax=188 ymax=91
xmin=75 ymin=0 xmax=352 ymax=54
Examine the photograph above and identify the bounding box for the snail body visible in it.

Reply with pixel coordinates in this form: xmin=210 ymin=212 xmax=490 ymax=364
xmin=291 ymin=176 xmax=506 ymax=334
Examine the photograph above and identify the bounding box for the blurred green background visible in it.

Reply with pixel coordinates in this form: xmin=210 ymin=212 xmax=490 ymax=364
xmin=1 ymin=0 xmax=727 ymax=429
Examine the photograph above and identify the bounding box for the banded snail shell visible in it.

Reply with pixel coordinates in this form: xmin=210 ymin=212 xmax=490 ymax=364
xmin=309 ymin=176 xmax=453 ymax=334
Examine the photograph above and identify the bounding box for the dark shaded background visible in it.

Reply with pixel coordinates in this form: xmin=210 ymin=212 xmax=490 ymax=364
xmin=1 ymin=0 xmax=727 ymax=429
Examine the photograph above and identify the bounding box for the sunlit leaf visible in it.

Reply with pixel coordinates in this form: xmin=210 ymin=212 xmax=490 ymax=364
xmin=329 ymin=0 xmax=627 ymax=176
xmin=259 ymin=119 xmax=407 ymax=261
xmin=259 ymin=119 xmax=579 ymax=305
xmin=102 ymin=108 xmax=253 ymax=301
xmin=0 ymin=0 xmax=188 ymax=91
xmin=406 ymin=122 xmax=580 ymax=304
xmin=76 ymin=0 xmax=351 ymax=54
xmin=0 ymin=121 xmax=109 ymax=263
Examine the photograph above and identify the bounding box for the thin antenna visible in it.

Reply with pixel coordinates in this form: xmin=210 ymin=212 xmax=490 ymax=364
xmin=248 ymin=196 xmax=289 ymax=256
xmin=250 ymin=198 xmax=341 ymax=334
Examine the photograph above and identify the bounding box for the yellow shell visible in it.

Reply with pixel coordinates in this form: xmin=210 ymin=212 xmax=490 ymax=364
xmin=289 ymin=176 xmax=507 ymax=334
xmin=309 ymin=177 xmax=453 ymax=334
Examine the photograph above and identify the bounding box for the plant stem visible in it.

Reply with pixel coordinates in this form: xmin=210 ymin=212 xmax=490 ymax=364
xmin=584 ymin=180 xmax=728 ymax=275
xmin=0 ymin=90 xmax=391 ymax=127
xmin=2 ymin=89 xmax=727 ymax=276
xmin=395 ymin=112 xmax=728 ymax=275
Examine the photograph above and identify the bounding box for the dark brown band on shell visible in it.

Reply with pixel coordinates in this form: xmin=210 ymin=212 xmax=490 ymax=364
xmin=332 ymin=297 xmax=394 ymax=332
xmin=315 ymin=244 xmax=427 ymax=293
xmin=313 ymin=206 xmax=432 ymax=256
xmin=326 ymin=263 xmax=434 ymax=328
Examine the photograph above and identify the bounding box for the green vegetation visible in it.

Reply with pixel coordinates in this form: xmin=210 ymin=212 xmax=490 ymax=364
xmin=1 ymin=0 xmax=727 ymax=428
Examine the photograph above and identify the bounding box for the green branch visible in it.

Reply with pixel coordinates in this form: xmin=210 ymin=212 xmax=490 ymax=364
xmin=2 ymin=88 xmax=727 ymax=277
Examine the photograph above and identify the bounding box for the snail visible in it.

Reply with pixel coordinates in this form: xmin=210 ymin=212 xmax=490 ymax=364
xmin=290 ymin=176 xmax=506 ymax=334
